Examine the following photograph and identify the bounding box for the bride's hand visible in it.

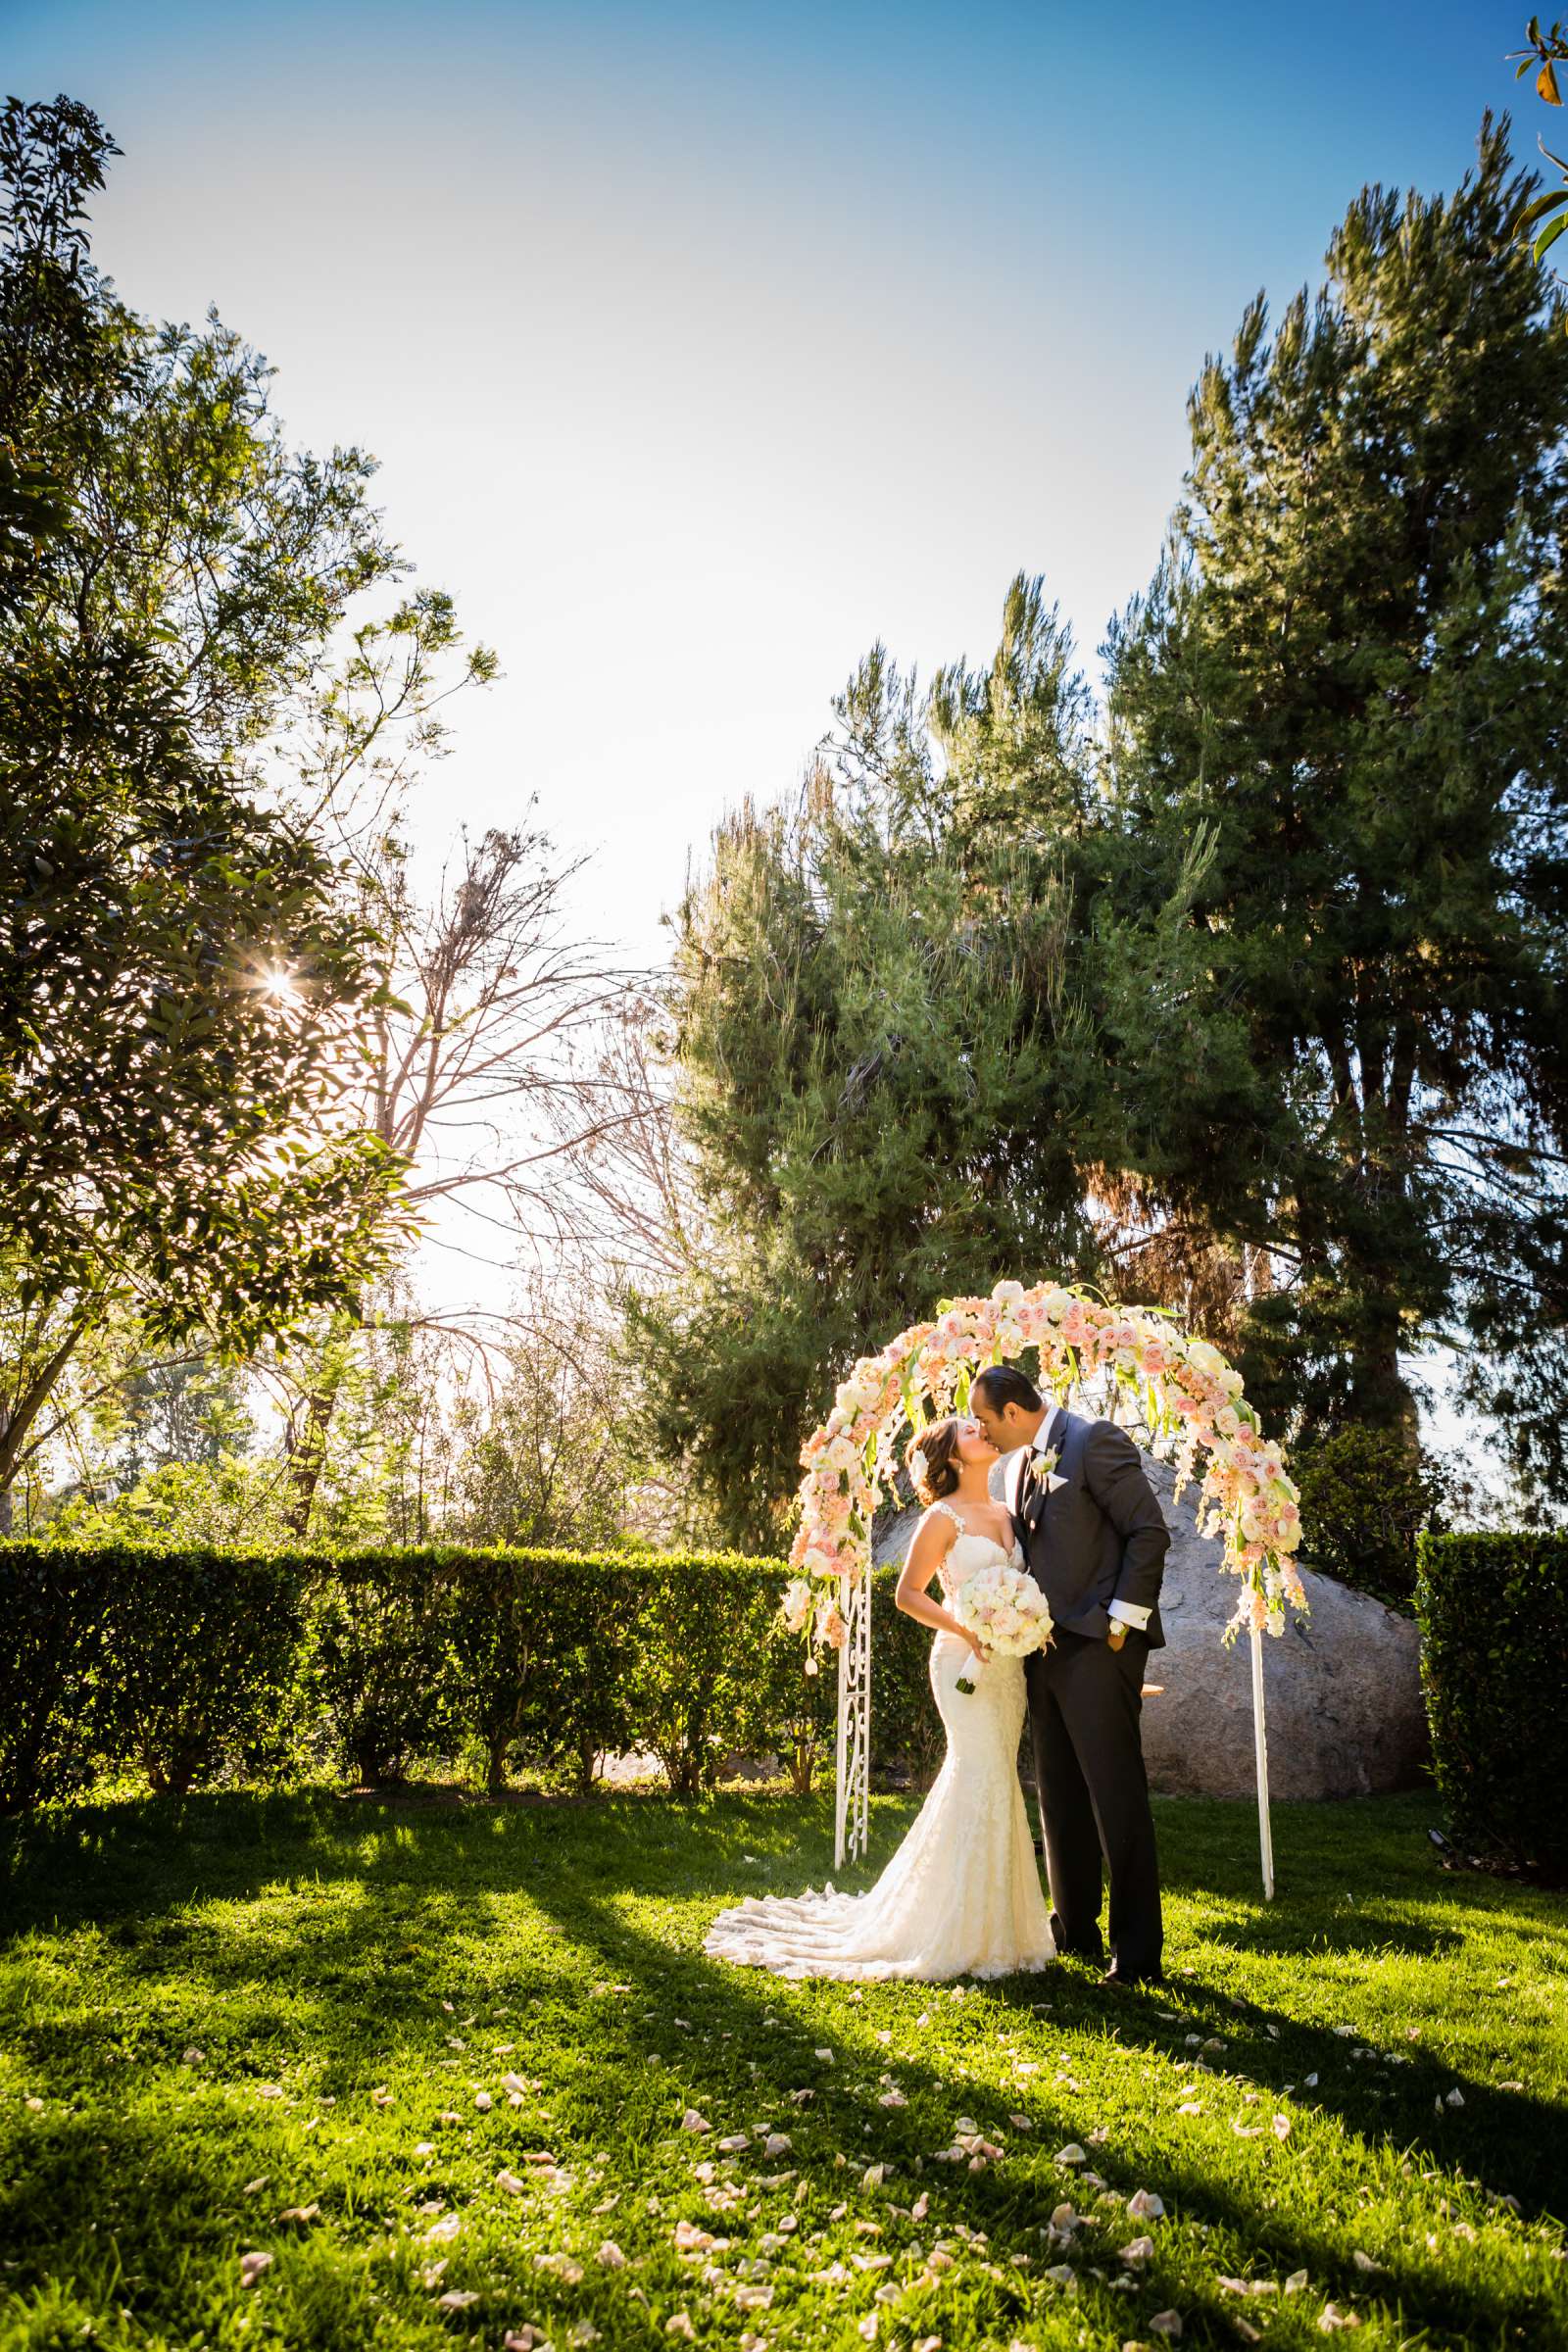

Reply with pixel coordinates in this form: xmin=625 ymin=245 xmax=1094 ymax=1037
xmin=965 ymin=1633 xmax=992 ymax=1667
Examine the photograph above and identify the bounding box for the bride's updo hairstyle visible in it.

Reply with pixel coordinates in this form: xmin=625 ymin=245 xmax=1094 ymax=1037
xmin=907 ymin=1415 xmax=963 ymax=1506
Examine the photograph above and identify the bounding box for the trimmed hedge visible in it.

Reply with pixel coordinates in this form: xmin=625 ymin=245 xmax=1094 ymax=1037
xmin=0 ymin=1543 xmax=944 ymax=1813
xmin=1415 ymin=1530 xmax=1568 ymax=1876
xmin=1 ymin=1546 xmax=118 ymax=1814
xmin=0 ymin=1543 xmax=310 ymax=1808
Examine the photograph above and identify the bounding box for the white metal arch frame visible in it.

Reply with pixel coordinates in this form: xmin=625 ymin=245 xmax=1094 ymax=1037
xmin=782 ymin=1281 xmax=1306 ymax=1896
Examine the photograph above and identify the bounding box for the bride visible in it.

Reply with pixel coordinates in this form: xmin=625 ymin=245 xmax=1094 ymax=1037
xmin=705 ymin=1414 xmax=1055 ymax=1981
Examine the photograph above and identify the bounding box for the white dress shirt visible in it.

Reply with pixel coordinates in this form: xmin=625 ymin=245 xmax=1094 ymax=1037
xmin=1021 ymin=1403 xmax=1151 ymax=1634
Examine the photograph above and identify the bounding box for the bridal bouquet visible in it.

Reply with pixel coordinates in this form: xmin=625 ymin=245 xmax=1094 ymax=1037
xmin=952 ymin=1565 xmax=1054 ymax=1694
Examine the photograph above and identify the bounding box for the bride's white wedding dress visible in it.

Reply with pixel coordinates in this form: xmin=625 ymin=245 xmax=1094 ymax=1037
xmin=705 ymin=1516 xmax=1055 ymax=1982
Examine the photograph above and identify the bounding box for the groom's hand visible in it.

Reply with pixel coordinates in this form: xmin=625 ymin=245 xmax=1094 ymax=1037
xmin=1106 ymin=1622 xmax=1128 ymax=1651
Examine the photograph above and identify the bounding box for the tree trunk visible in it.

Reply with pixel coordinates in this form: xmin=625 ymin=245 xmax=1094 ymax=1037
xmin=1348 ymin=1292 xmax=1420 ymax=1451
xmin=0 ymin=1322 xmax=89 ymax=1523
xmin=283 ymin=1377 xmax=339 ymax=1540
xmin=486 ymin=1731 xmax=510 ymax=1794
xmin=281 ymin=1308 xmax=362 ymax=1540
xmin=146 ymin=1738 xmax=203 ymax=1799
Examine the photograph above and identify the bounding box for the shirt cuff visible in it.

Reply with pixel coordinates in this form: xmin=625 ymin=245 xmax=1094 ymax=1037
xmin=1108 ymin=1598 xmax=1152 ymax=1631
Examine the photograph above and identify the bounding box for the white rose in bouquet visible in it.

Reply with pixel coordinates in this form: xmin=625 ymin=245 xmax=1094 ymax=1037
xmin=950 ymin=1564 xmax=1054 ymax=1693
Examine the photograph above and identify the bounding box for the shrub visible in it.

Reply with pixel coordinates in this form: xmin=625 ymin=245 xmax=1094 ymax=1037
xmin=1415 ymin=1530 xmax=1568 ymax=1876
xmin=0 ymin=1544 xmax=117 ymax=1812
xmin=104 ymin=1546 xmax=307 ymax=1794
xmin=752 ymin=1612 xmax=836 ymax=1794
xmin=0 ymin=1543 xmax=305 ymax=1804
xmin=308 ymin=1550 xmax=454 ymax=1788
xmin=869 ymin=1566 xmax=949 ymax=1788
xmin=443 ymin=1550 xmax=637 ymax=1794
xmin=0 ymin=1541 xmax=925 ymax=1807
xmin=313 ymin=1545 xmax=800 ymax=1799
xmin=1296 ymin=1428 xmax=1450 ymax=1613
xmin=624 ymin=1555 xmax=792 ymax=1796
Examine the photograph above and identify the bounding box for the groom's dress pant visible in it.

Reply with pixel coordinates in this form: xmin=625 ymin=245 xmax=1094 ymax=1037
xmin=1024 ymin=1627 xmax=1162 ymax=1976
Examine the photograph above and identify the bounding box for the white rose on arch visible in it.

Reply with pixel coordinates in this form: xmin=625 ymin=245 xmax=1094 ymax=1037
xmin=786 ymin=1280 xmax=1306 ymax=1649
xmin=787 ymin=1278 xmax=1305 ymax=1899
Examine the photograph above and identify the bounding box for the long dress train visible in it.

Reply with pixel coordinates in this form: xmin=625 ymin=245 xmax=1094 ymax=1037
xmin=704 ymin=1531 xmax=1055 ymax=1982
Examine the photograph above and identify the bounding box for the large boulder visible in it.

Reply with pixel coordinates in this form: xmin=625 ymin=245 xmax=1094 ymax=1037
xmin=873 ymin=1453 xmax=1427 ymax=1800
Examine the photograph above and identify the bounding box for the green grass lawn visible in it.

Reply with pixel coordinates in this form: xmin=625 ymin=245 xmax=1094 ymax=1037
xmin=2 ymin=1785 xmax=1565 ymax=2352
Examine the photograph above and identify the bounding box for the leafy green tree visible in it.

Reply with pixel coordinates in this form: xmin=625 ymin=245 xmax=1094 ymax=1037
xmin=0 ymin=1260 xmax=165 ymax=1532
xmin=43 ymin=1456 xmax=297 ymax=1552
xmin=113 ymin=1358 xmax=255 ymax=1487
xmin=1293 ymin=1428 xmax=1454 ymax=1614
xmin=0 ymin=97 xmax=492 ymax=1507
xmin=1102 ymin=118 xmax=1568 ymax=1465
xmin=452 ymin=1293 xmax=629 ymax=1551
xmin=1 ymin=96 xmax=400 ymax=1332
xmin=618 ymin=575 xmax=1248 ymax=1547
xmin=622 ymin=617 xmax=1108 ymax=1549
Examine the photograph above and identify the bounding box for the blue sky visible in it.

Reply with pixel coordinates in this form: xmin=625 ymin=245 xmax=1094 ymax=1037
xmin=2 ymin=4 xmax=1534 ymax=1464
xmin=5 ymin=0 xmax=1525 ymax=954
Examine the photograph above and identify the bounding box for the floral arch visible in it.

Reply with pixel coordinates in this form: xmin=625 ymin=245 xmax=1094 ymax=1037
xmin=781 ymin=1280 xmax=1306 ymax=1891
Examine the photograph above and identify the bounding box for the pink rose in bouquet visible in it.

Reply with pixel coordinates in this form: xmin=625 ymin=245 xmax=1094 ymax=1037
xmin=950 ymin=1564 xmax=1054 ymax=1694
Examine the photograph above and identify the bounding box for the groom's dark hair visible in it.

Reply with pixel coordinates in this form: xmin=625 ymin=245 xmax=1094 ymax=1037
xmin=972 ymin=1364 xmax=1043 ymax=1416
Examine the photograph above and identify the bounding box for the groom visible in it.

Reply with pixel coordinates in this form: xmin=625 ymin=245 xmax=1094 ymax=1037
xmin=971 ymin=1364 xmax=1169 ymax=1986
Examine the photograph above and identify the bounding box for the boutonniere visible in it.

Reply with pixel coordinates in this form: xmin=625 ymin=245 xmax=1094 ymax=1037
xmin=1032 ymin=1445 xmax=1067 ymax=1494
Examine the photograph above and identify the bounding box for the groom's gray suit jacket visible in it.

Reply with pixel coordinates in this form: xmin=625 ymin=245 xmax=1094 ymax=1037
xmin=1006 ymin=1408 xmax=1170 ymax=1649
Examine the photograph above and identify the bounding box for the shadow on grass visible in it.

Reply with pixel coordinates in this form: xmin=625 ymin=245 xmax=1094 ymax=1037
xmin=5 ymin=1783 xmax=1566 ymax=2352
xmin=512 ymin=1836 xmax=1568 ymax=2349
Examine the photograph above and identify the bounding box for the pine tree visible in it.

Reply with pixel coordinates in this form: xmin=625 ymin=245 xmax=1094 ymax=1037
xmin=1102 ymin=114 xmax=1568 ymax=1461
xmin=623 ymin=621 xmax=1104 ymax=1548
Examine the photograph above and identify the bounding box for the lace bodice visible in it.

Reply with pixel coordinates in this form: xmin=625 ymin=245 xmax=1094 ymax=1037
xmin=925 ymin=1500 xmax=1024 ymax=1601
